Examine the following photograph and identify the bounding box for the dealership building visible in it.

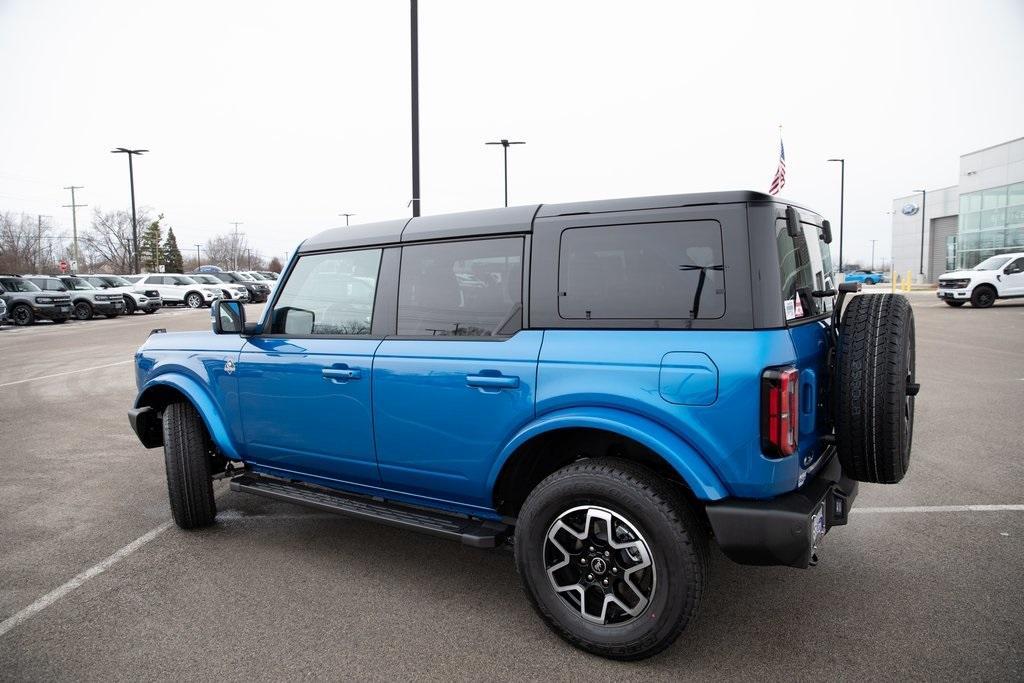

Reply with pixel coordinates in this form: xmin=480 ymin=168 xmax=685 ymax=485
xmin=891 ymin=136 xmax=1024 ymax=282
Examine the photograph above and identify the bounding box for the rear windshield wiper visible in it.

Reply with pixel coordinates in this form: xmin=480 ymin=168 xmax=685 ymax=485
xmin=679 ymin=263 xmax=724 ymax=319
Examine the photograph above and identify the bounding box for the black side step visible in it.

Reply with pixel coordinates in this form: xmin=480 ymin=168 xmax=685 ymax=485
xmin=229 ymin=474 xmax=510 ymax=548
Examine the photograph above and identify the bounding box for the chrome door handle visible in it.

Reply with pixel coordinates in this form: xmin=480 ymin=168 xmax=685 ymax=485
xmin=465 ymin=374 xmax=519 ymax=389
xmin=322 ymin=367 xmax=361 ymax=381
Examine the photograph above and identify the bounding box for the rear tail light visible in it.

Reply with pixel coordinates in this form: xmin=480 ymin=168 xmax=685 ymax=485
xmin=761 ymin=366 xmax=799 ymax=457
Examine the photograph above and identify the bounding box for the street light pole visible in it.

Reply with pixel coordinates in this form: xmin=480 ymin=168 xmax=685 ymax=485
xmin=827 ymin=158 xmax=845 ymax=272
xmin=410 ymin=0 xmax=421 ymax=218
xmin=195 ymin=243 xmax=202 ymax=268
xmin=110 ymin=148 xmax=148 ymax=273
xmin=339 ymin=213 xmax=355 ymax=226
xmin=869 ymin=239 xmax=878 ymax=271
xmin=485 ymin=139 xmax=526 ymax=207
xmin=914 ymin=189 xmax=927 ymax=277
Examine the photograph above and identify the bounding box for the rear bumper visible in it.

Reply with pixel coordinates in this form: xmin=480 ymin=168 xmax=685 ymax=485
xmin=705 ymin=454 xmax=857 ymax=568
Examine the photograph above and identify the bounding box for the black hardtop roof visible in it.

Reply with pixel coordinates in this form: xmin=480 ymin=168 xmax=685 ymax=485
xmin=298 ymin=190 xmax=808 ymax=253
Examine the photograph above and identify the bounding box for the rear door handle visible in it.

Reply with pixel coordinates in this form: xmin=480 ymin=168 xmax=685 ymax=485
xmin=322 ymin=367 xmax=361 ymax=381
xmin=465 ymin=374 xmax=519 ymax=390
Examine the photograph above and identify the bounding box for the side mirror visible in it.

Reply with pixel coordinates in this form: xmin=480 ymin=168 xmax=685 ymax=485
xmin=211 ymin=299 xmax=245 ymax=334
xmin=785 ymin=206 xmax=802 ymax=238
xmin=1005 ymin=263 xmax=1022 ymax=275
xmin=820 ymin=219 xmax=833 ymax=244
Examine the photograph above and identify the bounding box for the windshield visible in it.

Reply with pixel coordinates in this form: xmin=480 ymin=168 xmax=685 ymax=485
xmin=235 ymin=272 xmax=255 ymax=281
xmin=973 ymin=255 xmax=1012 ymax=271
xmin=64 ymin=277 xmax=95 ymax=290
xmin=104 ymin=276 xmax=131 ymax=286
xmin=173 ymin=276 xmax=198 ymax=285
xmin=0 ymin=277 xmax=40 ymax=292
xmin=216 ymin=272 xmax=241 ymax=283
xmin=190 ymin=274 xmax=217 ymax=284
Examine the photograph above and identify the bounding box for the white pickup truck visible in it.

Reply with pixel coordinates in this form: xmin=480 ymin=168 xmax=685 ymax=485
xmin=937 ymin=252 xmax=1024 ymax=308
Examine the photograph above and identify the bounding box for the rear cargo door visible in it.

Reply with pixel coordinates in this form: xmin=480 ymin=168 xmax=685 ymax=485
xmin=777 ymin=214 xmax=835 ymax=470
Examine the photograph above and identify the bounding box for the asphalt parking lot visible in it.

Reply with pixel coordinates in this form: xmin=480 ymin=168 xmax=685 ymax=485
xmin=1 ymin=294 xmax=1022 ymax=681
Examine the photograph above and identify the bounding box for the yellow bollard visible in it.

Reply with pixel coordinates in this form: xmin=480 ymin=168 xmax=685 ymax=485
xmin=902 ymin=271 xmax=913 ymax=292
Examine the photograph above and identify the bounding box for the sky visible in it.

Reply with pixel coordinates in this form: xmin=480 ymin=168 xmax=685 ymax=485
xmin=1 ymin=0 xmax=1022 ymax=266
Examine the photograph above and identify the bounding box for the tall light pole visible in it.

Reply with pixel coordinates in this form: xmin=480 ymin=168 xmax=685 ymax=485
xmin=110 ymin=148 xmax=147 ymax=273
xmin=194 ymin=243 xmax=202 ymax=268
xmin=339 ymin=213 xmax=355 ymax=226
xmin=485 ymin=139 xmax=526 ymax=207
xmin=229 ymin=222 xmax=243 ymax=270
xmin=869 ymin=239 xmax=878 ymax=271
xmin=914 ymin=189 xmax=927 ymax=277
xmin=410 ymin=0 xmax=421 ymax=217
xmin=827 ymin=158 xmax=845 ymax=272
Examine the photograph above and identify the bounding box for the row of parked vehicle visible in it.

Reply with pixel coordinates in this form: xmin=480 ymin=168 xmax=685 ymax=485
xmin=0 ymin=269 xmax=278 ymax=326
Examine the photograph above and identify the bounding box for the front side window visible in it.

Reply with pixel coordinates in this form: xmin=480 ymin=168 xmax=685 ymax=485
xmin=558 ymin=221 xmax=725 ymax=320
xmin=29 ymin=278 xmax=66 ymax=291
xmin=270 ymin=248 xmax=381 ymax=335
xmin=398 ymin=238 xmax=523 ymax=337
xmin=63 ymin=277 xmax=95 ymax=290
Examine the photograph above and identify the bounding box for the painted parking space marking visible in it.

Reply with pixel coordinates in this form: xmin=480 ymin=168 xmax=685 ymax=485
xmin=0 ymin=499 xmax=1019 ymax=639
xmin=0 ymin=360 xmax=132 ymax=388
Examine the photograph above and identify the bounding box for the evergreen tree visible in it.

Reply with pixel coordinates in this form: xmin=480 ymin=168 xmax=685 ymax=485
xmin=162 ymin=227 xmax=184 ymax=273
xmin=267 ymin=256 xmax=283 ymax=273
xmin=140 ymin=215 xmax=164 ymax=272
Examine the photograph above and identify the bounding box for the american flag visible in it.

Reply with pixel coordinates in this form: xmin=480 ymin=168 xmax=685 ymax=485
xmin=769 ymin=137 xmax=786 ymax=195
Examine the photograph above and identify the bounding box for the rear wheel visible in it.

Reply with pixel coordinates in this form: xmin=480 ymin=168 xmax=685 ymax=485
xmin=970 ymin=285 xmax=996 ymax=308
xmin=834 ymin=294 xmax=916 ymax=484
xmin=12 ymin=304 xmax=34 ymax=326
xmin=73 ymin=301 xmax=93 ymax=320
xmin=944 ymin=300 xmax=966 ymax=307
xmin=515 ymin=458 xmax=707 ymax=660
xmin=162 ymin=401 xmax=217 ymax=529
xmin=185 ymin=292 xmax=204 ymax=309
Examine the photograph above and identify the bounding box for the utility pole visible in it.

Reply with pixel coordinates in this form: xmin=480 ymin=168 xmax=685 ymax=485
xmin=914 ymin=189 xmax=927 ymax=277
xmin=485 ymin=139 xmax=526 ymax=207
xmin=35 ymin=215 xmax=52 ymax=272
xmin=110 ymin=148 xmax=148 ymax=273
xmin=194 ymin=243 xmax=202 ymax=268
xmin=246 ymin=248 xmax=253 ymax=270
xmin=62 ymin=187 xmax=86 ymax=273
xmin=827 ymin=159 xmax=845 ymax=272
xmin=339 ymin=213 xmax=355 ymax=226
xmin=869 ymin=239 xmax=878 ymax=271
xmin=229 ymin=222 xmax=243 ymax=270
xmin=410 ymin=0 xmax=421 ymax=217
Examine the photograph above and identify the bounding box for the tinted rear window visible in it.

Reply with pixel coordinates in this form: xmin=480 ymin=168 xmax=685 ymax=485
xmin=557 ymin=220 xmax=725 ymax=320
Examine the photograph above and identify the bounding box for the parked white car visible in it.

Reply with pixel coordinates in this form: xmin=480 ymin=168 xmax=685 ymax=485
xmin=132 ymin=274 xmax=218 ymax=308
xmin=188 ymin=273 xmax=250 ymax=302
xmin=937 ymin=252 xmax=1024 ymax=308
xmin=81 ymin=274 xmax=162 ymax=314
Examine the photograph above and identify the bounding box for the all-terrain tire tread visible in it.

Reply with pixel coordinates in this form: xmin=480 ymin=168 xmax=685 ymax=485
xmin=162 ymin=401 xmax=216 ymax=528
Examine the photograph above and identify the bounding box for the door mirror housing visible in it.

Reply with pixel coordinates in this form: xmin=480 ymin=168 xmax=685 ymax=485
xmin=212 ymin=299 xmax=246 ymax=334
xmin=820 ymin=219 xmax=833 ymax=244
xmin=1005 ymin=262 xmax=1023 ymax=275
xmin=785 ymin=206 xmax=802 ymax=238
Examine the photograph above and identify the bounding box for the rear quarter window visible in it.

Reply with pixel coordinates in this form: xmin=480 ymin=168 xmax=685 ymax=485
xmin=557 ymin=220 xmax=725 ymax=320
xmin=776 ymin=219 xmax=834 ymax=321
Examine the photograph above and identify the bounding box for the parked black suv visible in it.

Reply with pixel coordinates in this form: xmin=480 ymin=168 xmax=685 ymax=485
xmin=0 ymin=274 xmax=72 ymax=325
xmin=208 ymin=271 xmax=270 ymax=303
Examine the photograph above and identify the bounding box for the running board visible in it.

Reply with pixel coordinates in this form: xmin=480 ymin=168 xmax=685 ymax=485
xmin=229 ymin=474 xmax=509 ymax=548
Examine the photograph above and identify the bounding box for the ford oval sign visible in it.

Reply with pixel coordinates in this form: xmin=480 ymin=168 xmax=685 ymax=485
xmin=901 ymin=203 xmax=919 ymax=216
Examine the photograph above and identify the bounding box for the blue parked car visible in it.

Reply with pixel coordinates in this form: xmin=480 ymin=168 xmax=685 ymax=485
xmin=844 ymin=269 xmax=885 ymax=284
xmin=129 ymin=191 xmax=918 ymax=660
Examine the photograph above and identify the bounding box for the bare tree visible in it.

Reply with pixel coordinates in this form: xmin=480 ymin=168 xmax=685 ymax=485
xmin=0 ymin=212 xmax=68 ymax=273
xmin=203 ymin=232 xmax=249 ymax=269
xmin=83 ymin=208 xmax=152 ymax=274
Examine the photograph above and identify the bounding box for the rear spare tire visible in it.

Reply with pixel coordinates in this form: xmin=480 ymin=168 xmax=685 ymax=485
xmin=162 ymin=401 xmax=217 ymax=528
xmin=834 ymin=294 xmax=916 ymax=484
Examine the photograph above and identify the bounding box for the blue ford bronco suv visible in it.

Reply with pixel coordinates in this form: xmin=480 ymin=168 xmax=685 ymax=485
xmin=129 ymin=191 xmax=918 ymax=660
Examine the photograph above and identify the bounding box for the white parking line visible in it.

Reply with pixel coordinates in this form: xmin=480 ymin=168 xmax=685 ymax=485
xmin=0 ymin=360 xmax=132 ymax=388
xmin=857 ymin=504 xmax=1024 ymax=513
xmin=0 ymin=521 xmax=173 ymax=639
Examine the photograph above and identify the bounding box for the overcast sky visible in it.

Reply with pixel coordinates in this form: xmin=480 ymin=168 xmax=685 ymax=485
xmin=1 ymin=0 xmax=1022 ymax=265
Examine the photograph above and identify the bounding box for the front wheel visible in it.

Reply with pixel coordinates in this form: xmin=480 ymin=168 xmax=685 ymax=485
xmin=515 ymin=458 xmax=707 ymax=660
xmin=970 ymin=285 xmax=996 ymax=308
xmin=124 ymin=296 xmax=137 ymax=314
xmin=12 ymin=304 xmax=34 ymax=326
xmin=162 ymin=401 xmax=217 ymax=529
xmin=185 ymin=292 xmax=204 ymax=309
xmin=73 ymin=301 xmax=93 ymax=320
